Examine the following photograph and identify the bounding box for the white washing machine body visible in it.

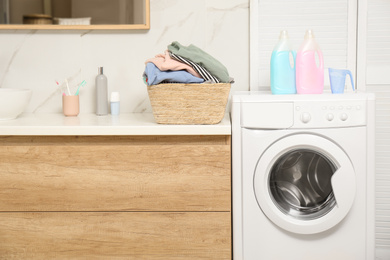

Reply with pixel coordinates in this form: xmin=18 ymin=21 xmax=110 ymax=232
xmin=232 ymin=92 xmax=375 ymax=260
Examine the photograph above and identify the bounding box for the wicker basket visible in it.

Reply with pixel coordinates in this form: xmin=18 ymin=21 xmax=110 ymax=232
xmin=147 ymin=83 xmax=231 ymax=124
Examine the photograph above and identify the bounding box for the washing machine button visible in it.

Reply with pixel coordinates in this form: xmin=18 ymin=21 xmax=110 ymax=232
xmin=301 ymin=112 xmax=311 ymax=123
xmin=340 ymin=113 xmax=348 ymax=121
xmin=326 ymin=113 xmax=334 ymax=121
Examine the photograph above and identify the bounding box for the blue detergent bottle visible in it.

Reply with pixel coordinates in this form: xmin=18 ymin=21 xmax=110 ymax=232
xmin=270 ymin=30 xmax=297 ymax=94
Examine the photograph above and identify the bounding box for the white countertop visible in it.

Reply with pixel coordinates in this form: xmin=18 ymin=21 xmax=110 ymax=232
xmin=0 ymin=113 xmax=231 ymax=136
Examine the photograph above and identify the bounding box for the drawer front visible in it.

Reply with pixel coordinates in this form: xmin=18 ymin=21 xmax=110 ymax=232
xmin=0 ymin=212 xmax=231 ymax=259
xmin=0 ymin=136 xmax=231 ymax=212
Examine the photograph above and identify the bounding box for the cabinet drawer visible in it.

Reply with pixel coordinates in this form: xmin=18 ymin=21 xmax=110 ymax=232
xmin=0 ymin=212 xmax=231 ymax=259
xmin=0 ymin=136 xmax=231 ymax=212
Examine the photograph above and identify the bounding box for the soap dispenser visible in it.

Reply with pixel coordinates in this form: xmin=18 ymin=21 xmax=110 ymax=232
xmin=96 ymin=67 xmax=108 ymax=115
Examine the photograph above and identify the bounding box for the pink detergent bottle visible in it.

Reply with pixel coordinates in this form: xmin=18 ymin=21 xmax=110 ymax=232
xmin=296 ymin=30 xmax=324 ymax=94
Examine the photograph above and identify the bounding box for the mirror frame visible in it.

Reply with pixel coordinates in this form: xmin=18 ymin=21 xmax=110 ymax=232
xmin=0 ymin=0 xmax=149 ymax=30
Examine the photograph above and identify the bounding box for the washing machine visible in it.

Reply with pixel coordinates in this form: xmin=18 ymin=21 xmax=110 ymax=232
xmin=232 ymin=92 xmax=375 ymax=260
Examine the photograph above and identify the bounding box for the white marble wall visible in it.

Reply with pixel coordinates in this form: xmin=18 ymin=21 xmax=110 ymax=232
xmin=0 ymin=0 xmax=249 ymax=114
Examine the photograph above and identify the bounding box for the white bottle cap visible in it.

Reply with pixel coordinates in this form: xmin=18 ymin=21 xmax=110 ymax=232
xmin=305 ymin=29 xmax=314 ymax=39
xmin=110 ymin=92 xmax=120 ymax=102
xmin=279 ymin=30 xmax=289 ymax=39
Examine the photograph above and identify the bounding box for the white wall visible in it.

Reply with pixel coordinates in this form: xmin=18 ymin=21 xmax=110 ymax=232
xmin=0 ymin=0 xmax=249 ymax=114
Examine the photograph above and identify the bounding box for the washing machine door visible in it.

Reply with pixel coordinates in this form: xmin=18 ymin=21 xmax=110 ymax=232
xmin=254 ymin=133 xmax=356 ymax=234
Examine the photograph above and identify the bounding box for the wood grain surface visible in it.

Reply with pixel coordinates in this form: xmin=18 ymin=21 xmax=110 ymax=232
xmin=0 ymin=136 xmax=231 ymax=211
xmin=0 ymin=212 xmax=231 ymax=259
xmin=0 ymin=135 xmax=231 ymax=259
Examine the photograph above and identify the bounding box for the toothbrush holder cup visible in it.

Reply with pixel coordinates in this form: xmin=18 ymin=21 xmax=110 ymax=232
xmin=62 ymin=95 xmax=79 ymax=117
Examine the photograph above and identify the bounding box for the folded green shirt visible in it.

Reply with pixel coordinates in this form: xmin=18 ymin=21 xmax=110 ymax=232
xmin=168 ymin=41 xmax=230 ymax=83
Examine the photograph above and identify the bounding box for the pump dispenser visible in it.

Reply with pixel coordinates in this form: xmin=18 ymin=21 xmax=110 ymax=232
xmin=296 ymin=30 xmax=324 ymax=94
xmin=96 ymin=67 xmax=108 ymax=115
xmin=270 ymin=30 xmax=296 ymax=94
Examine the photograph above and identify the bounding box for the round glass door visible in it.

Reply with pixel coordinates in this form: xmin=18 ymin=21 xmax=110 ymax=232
xmin=269 ymin=149 xmax=337 ymax=220
xmin=253 ymin=133 xmax=356 ymax=234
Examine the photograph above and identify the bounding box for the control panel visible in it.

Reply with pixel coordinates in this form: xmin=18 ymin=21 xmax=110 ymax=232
xmin=293 ymin=100 xmax=367 ymax=128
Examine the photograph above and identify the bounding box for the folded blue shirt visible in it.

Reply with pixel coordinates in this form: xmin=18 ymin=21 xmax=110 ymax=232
xmin=143 ymin=62 xmax=204 ymax=86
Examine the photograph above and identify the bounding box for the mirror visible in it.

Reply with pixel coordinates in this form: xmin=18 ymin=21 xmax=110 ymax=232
xmin=0 ymin=0 xmax=150 ymax=29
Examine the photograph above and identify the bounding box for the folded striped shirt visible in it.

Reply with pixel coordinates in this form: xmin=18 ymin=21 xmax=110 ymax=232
xmin=169 ymin=51 xmax=220 ymax=83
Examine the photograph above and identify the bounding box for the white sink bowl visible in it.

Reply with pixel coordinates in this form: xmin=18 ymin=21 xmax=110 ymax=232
xmin=0 ymin=88 xmax=32 ymax=120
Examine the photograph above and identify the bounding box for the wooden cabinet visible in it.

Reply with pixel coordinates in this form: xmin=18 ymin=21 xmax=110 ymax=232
xmin=0 ymin=135 xmax=231 ymax=259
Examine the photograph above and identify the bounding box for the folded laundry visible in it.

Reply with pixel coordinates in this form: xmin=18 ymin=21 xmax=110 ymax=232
xmin=168 ymin=41 xmax=230 ymax=83
xmin=143 ymin=63 xmax=205 ymax=86
xmin=145 ymin=50 xmax=202 ymax=79
xmin=169 ymin=52 xmax=220 ymax=83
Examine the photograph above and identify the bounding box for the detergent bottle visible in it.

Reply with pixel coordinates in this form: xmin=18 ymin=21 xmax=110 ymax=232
xmin=270 ymin=30 xmax=296 ymax=94
xmin=296 ymin=30 xmax=324 ymax=94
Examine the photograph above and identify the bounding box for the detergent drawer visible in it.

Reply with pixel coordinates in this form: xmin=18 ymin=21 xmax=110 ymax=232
xmin=240 ymin=102 xmax=294 ymax=129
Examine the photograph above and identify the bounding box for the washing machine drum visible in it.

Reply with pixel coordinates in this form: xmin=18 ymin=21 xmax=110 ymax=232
xmin=254 ymin=134 xmax=356 ymax=235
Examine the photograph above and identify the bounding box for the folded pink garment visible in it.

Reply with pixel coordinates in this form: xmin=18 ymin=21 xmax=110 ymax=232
xmin=145 ymin=50 xmax=202 ymax=78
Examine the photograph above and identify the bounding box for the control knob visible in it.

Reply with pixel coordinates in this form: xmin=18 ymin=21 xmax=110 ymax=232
xmin=326 ymin=113 xmax=334 ymax=121
xmin=301 ymin=112 xmax=311 ymax=124
xmin=340 ymin=113 xmax=348 ymax=121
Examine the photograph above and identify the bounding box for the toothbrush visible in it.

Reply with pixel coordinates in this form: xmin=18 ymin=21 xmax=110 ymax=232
xmin=65 ymin=79 xmax=71 ymax=96
xmin=75 ymin=80 xmax=86 ymax=96
xmin=56 ymin=80 xmax=67 ymax=96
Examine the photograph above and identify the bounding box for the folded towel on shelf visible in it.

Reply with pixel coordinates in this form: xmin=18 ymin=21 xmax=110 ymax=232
xmin=145 ymin=50 xmax=202 ymax=79
xmin=143 ymin=63 xmax=205 ymax=86
xmin=167 ymin=41 xmax=230 ymax=83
